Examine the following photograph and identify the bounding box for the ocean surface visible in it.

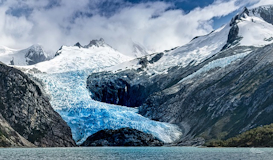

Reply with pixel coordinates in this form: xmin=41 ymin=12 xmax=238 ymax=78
xmin=0 ymin=147 xmax=273 ymax=160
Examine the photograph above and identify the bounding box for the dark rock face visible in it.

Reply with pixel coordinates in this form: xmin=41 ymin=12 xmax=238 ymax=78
xmin=0 ymin=62 xmax=76 ymax=147
xmin=81 ymin=128 xmax=164 ymax=146
xmin=74 ymin=42 xmax=83 ymax=48
xmin=84 ymin=38 xmax=105 ymax=48
xmin=250 ymin=6 xmax=273 ymax=25
xmin=221 ymin=24 xmax=241 ymax=50
xmin=87 ymin=52 xmax=199 ymax=107
xmin=221 ymin=8 xmax=248 ymax=51
xmin=87 ymin=70 xmax=158 ymax=107
xmin=140 ymin=44 xmax=273 ymax=141
xmin=0 ymin=113 xmax=35 ymax=147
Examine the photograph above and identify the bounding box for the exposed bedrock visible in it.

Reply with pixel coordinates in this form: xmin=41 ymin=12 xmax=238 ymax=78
xmin=81 ymin=128 xmax=164 ymax=146
xmin=0 ymin=62 xmax=76 ymax=147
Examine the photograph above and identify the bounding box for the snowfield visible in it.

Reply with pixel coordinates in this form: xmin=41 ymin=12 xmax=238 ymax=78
xmin=238 ymin=15 xmax=273 ymax=47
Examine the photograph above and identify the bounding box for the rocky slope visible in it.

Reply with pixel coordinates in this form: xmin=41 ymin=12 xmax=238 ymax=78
xmin=86 ymin=6 xmax=273 ymax=144
xmin=81 ymin=128 xmax=164 ymax=146
xmin=140 ymin=44 xmax=273 ymax=142
xmin=207 ymin=123 xmax=273 ymax=147
xmin=0 ymin=62 xmax=76 ymax=147
xmin=0 ymin=114 xmax=35 ymax=147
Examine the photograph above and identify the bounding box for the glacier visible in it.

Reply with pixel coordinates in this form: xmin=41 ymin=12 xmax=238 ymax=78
xmin=34 ymin=70 xmax=182 ymax=145
xmin=19 ymin=43 xmax=182 ymax=145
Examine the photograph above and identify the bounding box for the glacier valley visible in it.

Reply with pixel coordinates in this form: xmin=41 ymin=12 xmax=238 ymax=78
xmin=18 ymin=43 xmax=182 ymax=145
xmin=33 ymin=70 xmax=182 ymax=145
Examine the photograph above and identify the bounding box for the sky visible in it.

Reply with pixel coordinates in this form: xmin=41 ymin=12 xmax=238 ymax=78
xmin=0 ymin=0 xmax=272 ymax=55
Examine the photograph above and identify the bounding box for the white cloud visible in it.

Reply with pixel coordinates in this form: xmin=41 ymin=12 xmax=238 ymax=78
xmin=250 ymin=0 xmax=273 ymax=8
xmin=0 ymin=0 xmax=264 ymax=55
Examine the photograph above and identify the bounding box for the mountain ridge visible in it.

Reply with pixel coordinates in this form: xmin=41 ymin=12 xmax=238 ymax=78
xmin=85 ymin=5 xmax=273 ymax=145
xmin=1 ymin=4 xmax=273 ymax=147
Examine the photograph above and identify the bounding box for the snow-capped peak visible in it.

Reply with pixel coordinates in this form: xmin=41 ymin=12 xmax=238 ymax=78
xmin=23 ymin=40 xmax=133 ymax=73
xmin=0 ymin=44 xmax=48 ymax=66
xmin=25 ymin=44 xmax=47 ymax=57
xmin=84 ymin=38 xmax=107 ymax=48
xmin=107 ymin=5 xmax=273 ymax=76
xmin=229 ymin=7 xmax=250 ymax=26
xmin=55 ymin=38 xmax=116 ymax=57
xmin=24 ymin=44 xmax=48 ymax=65
xmin=232 ymin=6 xmax=273 ymax=47
xmin=74 ymin=42 xmax=83 ymax=48
xmin=249 ymin=5 xmax=273 ymax=25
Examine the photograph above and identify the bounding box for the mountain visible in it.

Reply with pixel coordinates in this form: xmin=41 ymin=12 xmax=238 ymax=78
xmin=86 ymin=5 xmax=273 ymax=145
xmin=2 ymin=5 xmax=273 ymax=147
xmin=0 ymin=62 xmax=76 ymax=147
xmin=30 ymin=39 xmax=132 ymax=74
xmin=16 ymin=39 xmax=182 ymax=145
xmin=0 ymin=44 xmax=49 ymax=66
xmin=249 ymin=5 xmax=273 ymax=25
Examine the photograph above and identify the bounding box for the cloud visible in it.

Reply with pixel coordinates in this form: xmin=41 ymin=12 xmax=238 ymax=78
xmin=0 ymin=0 xmax=266 ymax=55
xmin=249 ymin=0 xmax=273 ymax=8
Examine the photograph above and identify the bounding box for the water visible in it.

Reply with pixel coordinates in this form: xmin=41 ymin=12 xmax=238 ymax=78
xmin=0 ymin=147 xmax=273 ymax=160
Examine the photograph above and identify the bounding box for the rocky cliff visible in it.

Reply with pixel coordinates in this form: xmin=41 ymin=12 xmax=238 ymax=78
xmin=81 ymin=128 xmax=164 ymax=146
xmin=0 ymin=62 xmax=76 ymax=147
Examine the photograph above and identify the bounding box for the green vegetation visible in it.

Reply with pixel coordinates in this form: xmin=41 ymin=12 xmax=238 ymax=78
xmin=206 ymin=123 xmax=273 ymax=147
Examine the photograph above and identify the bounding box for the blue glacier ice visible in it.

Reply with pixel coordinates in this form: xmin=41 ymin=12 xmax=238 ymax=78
xmin=34 ymin=70 xmax=182 ymax=145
